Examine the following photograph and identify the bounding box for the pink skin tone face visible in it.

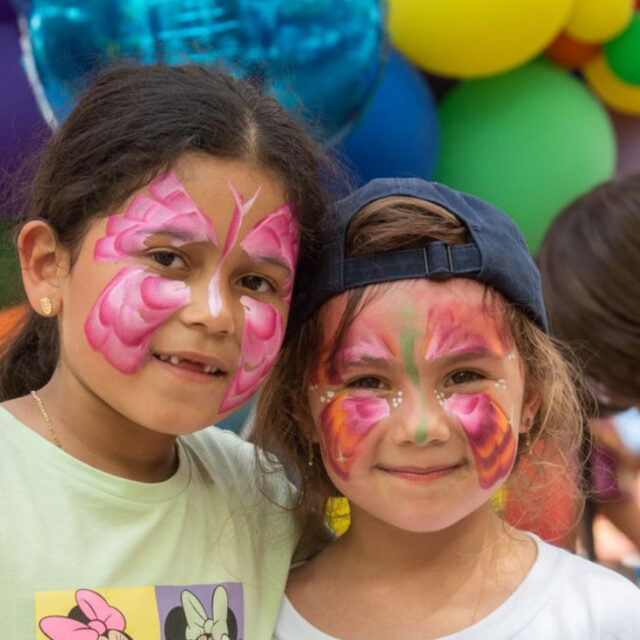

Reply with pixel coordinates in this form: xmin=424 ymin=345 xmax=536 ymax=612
xmin=309 ymin=278 xmax=534 ymax=533
xmin=59 ymin=155 xmax=296 ymax=436
xmin=84 ymin=171 xmax=298 ymax=414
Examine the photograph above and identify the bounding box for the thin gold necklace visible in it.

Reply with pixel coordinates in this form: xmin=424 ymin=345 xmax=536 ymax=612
xmin=30 ymin=390 xmax=62 ymax=449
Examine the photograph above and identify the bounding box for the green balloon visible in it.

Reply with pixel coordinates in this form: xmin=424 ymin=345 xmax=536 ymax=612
xmin=605 ymin=13 xmax=640 ymax=86
xmin=435 ymin=60 xmax=615 ymax=253
xmin=0 ymin=219 xmax=23 ymax=309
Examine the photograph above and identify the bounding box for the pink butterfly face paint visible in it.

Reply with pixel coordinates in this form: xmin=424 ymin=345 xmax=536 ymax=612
xmin=85 ymin=266 xmax=191 ymax=374
xmin=219 ymin=296 xmax=285 ymax=412
xmin=319 ymin=391 xmax=391 ymax=479
xmin=308 ymin=279 xmax=528 ymax=533
xmin=240 ymin=204 xmax=299 ymax=302
xmin=443 ymin=392 xmax=516 ymax=489
xmin=211 ymin=182 xmax=298 ymax=413
xmin=85 ymin=172 xmax=217 ymax=373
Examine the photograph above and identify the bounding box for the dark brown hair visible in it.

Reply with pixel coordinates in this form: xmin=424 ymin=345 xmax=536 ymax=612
xmin=537 ymin=173 xmax=640 ymax=414
xmin=0 ymin=63 xmax=335 ymax=400
xmin=254 ymin=196 xmax=588 ymax=545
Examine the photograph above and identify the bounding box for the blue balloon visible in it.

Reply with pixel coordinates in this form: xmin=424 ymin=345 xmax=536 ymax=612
xmin=12 ymin=0 xmax=385 ymax=143
xmin=340 ymin=50 xmax=439 ymax=184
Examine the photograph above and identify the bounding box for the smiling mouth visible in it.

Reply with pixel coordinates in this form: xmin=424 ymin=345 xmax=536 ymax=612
xmin=378 ymin=464 xmax=461 ymax=481
xmin=152 ymin=353 xmax=227 ymax=376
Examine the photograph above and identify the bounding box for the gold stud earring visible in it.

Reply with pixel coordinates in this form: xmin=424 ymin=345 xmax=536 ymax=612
xmin=39 ymin=297 xmax=53 ymax=317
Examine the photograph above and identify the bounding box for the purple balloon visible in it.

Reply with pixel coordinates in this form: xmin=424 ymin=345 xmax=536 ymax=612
xmin=0 ymin=0 xmax=15 ymax=22
xmin=0 ymin=22 xmax=47 ymax=202
xmin=611 ymin=110 xmax=640 ymax=176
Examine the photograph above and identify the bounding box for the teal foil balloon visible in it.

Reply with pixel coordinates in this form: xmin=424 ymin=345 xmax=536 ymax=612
xmin=13 ymin=0 xmax=385 ymax=143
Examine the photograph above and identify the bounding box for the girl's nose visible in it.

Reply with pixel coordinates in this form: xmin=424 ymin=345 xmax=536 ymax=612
xmin=180 ymin=275 xmax=237 ymax=336
xmin=390 ymin=388 xmax=451 ymax=447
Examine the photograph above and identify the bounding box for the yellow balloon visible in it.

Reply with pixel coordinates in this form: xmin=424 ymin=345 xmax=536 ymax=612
xmin=388 ymin=0 xmax=577 ymax=78
xmin=584 ymin=53 xmax=640 ymax=115
xmin=565 ymin=0 xmax=634 ymax=44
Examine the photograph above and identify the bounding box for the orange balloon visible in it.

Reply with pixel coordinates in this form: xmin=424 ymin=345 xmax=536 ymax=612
xmin=0 ymin=304 xmax=28 ymax=342
xmin=547 ymin=31 xmax=601 ymax=67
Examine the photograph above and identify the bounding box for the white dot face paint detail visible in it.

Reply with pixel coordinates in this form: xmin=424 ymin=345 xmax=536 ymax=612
xmin=495 ymin=378 xmax=507 ymax=391
xmin=434 ymin=389 xmax=446 ymax=407
xmin=390 ymin=391 xmax=403 ymax=409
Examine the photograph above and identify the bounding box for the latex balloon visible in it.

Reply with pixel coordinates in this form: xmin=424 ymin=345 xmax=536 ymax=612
xmin=605 ymin=12 xmax=640 ymax=85
xmin=387 ymin=0 xmax=576 ymax=78
xmin=565 ymin=0 xmax=633 ymax=44
xmin=546 ymin=30 xmax=600 ymax=68
xmin=0 ymin=22 xmax=47 ymax=178
xmin=0 ymin=0 xmax=14 ymax=21
xmin=435 ymin=61 xmax=615 ymax=252
xmin=584 ymin=53 xmax=640 ymax=115
xmin=340 ymin=50 xmax=439 ymax=185
xmin=13 ymin=0 xmax=385 ymax=143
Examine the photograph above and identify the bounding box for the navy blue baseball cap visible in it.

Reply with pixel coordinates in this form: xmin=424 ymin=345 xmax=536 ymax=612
xmin=287 ymin=178 xmax=548 ymax=336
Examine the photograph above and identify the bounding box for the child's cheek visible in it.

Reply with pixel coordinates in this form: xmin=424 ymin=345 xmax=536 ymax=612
xmin=443 ymin=392 xmax=516 ymax=489
xmin=219 ymin=297 xmax=285 ymax=413
xmin=84 ymin=266 xmax=190 ymax=374
xmin=317 ymin=390 xmax=390 ymax=480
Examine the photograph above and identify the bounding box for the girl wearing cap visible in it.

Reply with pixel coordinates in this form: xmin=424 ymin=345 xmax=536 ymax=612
xmin=254 ymin=179 xmax=640 ymax=638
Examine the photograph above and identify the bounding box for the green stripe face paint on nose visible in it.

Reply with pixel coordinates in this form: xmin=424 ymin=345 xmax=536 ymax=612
xmin=401 ymin=305 xmax=429 ymax=445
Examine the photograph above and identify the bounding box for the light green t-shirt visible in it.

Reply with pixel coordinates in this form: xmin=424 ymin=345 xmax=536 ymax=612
xmin=0 ymin=405 xmax=297 ymax=639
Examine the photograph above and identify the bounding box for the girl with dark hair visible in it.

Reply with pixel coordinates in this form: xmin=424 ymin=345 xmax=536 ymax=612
xmin=0 ymin=63 xmax=332 ymax=638
xmin=538 ymin=174 xmax=640 ymax=558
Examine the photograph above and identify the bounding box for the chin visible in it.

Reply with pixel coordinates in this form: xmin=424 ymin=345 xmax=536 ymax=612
xmin=134 ymin=406 xmax=219 ymax=436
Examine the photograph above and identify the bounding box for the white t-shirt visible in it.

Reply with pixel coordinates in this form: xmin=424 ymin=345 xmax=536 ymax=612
xmin=0 ymin=406 xmax=297 ymax=639
xmin=274 ymin=534 xmax=640 ymax=639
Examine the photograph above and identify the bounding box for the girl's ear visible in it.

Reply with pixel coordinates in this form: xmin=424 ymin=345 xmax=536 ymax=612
xmin=17 ymin=221 xmax=70 ymax=317
xmin=519 ymin=388 xmax=541 ymax=434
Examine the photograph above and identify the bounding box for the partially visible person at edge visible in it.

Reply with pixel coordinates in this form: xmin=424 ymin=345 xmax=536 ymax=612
xmin=254 ymin=178 xmax=640 ymax=639
xmin=538 ymin=173 xmax=640 ymax=558
xmin=0 ymin=63 xmax=335 ymax=638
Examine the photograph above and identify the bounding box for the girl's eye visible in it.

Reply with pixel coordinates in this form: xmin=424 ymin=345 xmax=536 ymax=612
xmin=239 ymin=275 xmax=276 ymax=293
xmin=150 ymin=250 xmax=186 ymax=269
xmin=446 ymin=370 xmax=484 ymax=386
xmin=347 ymin=376 xmax=389 ymax=390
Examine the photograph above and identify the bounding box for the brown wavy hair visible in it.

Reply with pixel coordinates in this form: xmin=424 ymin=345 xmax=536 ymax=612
xmin=254 ymin=196 xmax=589 ymax=547
xmin=537 ymin=173 xmax=640 ymax=415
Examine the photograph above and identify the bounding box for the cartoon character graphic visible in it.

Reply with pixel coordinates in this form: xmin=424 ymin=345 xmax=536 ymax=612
xmin=164 ymin=586 xmax=239 ymax=640
xmin=39 ymin=589 xmax=134 ymax=639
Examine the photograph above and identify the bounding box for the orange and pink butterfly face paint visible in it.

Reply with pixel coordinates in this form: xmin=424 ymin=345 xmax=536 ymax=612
xmin=309 ymin=279 xmax=526 ymax=508
xmin=84 ymin=171 xmax=298 ymax=414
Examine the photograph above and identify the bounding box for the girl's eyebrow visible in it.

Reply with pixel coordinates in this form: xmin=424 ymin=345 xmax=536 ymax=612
xmin=339 ymin=354 xmax=392 ymax=369
xmin=429 ymin=347 xmax=503 ymax=365
xmin=143 ymin=226 xmax=215 ymax=244
xmin=247 ymin=253 xmax=292 ymax=274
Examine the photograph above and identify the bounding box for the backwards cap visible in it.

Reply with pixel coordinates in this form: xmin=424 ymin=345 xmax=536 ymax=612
xmin=287 ymin=178 xmax=548 ymax=335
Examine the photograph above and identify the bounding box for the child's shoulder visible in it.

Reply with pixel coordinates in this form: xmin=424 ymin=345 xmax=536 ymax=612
xmin=527 ymin=535 xmax=640 ymax=632
xmin=181 ymin=426 xmax=295 ymax=506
